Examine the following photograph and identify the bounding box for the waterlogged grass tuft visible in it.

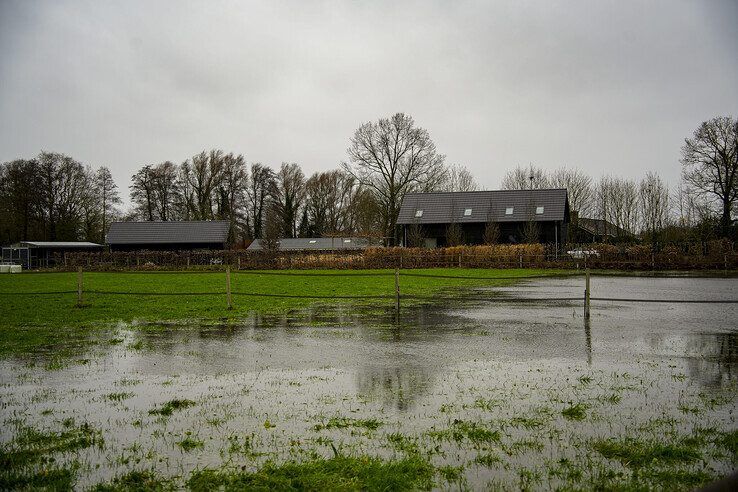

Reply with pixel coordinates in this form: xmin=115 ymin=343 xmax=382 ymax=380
xmin=186 ymin=455 xmax=435 ymax=491
xmin=593 ymin=437 xmax=702 ymax=467
xmin=148 ymin=398 xmax=196 ymax=417
xmin=92 ymin=470 xmax=176 ymax=491
xmin=0 ymin=422 xmax=103 ymax=489
xmin=561 ymin=402 xmax=589 ymax=421
xmin=313 ymin=417 xmax=383 ymax=432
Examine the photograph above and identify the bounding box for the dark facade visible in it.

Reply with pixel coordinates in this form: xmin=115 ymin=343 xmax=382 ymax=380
xmin=106 ymin=221 xmax=230 ymax=252
xmin=396 ymin=189 xmax=570 ymax=247
xmin=1 ymin=241 xmax=103 ymax=269
xmin=571 ymin=215 xmax=632 ymax=243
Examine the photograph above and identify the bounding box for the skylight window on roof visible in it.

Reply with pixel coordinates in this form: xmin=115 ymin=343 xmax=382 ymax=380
xmin=309 ymin=240 xmax=317 ymax=244
xmin=415 ymin=210 xmax=423 ymax=218
xmin=536 ymin=206 xmax=544 ymax=214
xmin=464 ymin=208 xmax=472 ymax=216
xmin=343 ymin=239 xmax=351 ymax=243
xmin=505 ymin=207 xmax=514 ymax=215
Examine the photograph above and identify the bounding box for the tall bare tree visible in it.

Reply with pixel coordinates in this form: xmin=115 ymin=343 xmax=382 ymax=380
xmin=343 ymin=113 xmax=446 ymax=244
xmin=304 ymin=170 xmax=357 ymax=236
xmin=639 ymin=172 xmax=670 ymax=245
xmin=37 ymin=152 xmax=88 ymax=240
xmin=275 ymin=163 xmax=306 ymax=238
xmin=441 ymin=164 xmax=478 ymax=192
xmin=549 ymin=166 xmax=593 ymax=217
xmin=681 ymin=116 xmax=737 ymax=238
xmin=247 ymin=163 xmax=276 ymax=239
xmin=501 ymin=164 xmax=550 ymax=190
xmin=130 ymin=165 xmax=157 ymax=221
xmin=95 ymin=167 xmax=120 ymax=238
xmin=0 ymin=159 xmax=42 ymax=243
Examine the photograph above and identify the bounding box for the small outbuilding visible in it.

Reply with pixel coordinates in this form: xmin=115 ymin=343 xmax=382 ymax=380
xmin=397 ymin=189 xmax=570 ymax=247
xmin=246 ymin=237 xmax=379 ymax=251
xmin=573 ymin=217 xmax=632 ymax=243
xmin=1 ymin=241 xmax=104 ymax=269
xmin=106 ymin=221 xmax=230 ymax=252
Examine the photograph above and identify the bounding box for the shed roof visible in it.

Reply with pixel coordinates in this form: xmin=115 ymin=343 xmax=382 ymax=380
xmin=577 ymin=217 xmax=631 ymax=238
xmin=247 ymin=237 xmax=378 ymax=251
xmin=106 ymin=221 xmax=230 ymax=245
xmin=397 ymin=189 xmax=569 ymax=225
xmin=12 ymin=241 xmax=103 ymax=248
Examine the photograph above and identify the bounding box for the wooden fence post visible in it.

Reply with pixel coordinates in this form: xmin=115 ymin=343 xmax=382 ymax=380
xmin=226 ymin=266 xmax=232 ymax=310
xmin=394 ymin=268 xmax=400 ymax=314
xmin=584 ymin=269 xmax=590 ymax=319
xmin=519 ymin=254 xmax=523 ymax=269
xmin=77 ymin=267 xmax=83 ymax=307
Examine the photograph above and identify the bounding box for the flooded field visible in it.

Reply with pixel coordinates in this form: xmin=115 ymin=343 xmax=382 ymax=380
xmin=1 ymin=275 xmax=737 ymax=489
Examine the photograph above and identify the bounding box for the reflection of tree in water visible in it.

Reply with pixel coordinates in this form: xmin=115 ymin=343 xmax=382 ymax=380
xmin=685 ymin=332 xmax=738 ymax=388
xmin=355 ymin=362 xmax=436 ymax=412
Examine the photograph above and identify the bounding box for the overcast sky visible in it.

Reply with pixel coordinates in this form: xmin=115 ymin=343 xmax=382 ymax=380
xmin=1 ymin=0 xmax=736 ymax=206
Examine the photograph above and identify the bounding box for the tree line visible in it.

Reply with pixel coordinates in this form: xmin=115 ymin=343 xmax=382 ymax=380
xmin=1 ymin=113 xmax=735 ymax=246
xmin=499 ymin=116 xmax=737 ymax=244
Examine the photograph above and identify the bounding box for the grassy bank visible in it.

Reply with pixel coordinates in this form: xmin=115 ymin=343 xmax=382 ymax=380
xmin=0 ymin=268 xmax=567 ymax=356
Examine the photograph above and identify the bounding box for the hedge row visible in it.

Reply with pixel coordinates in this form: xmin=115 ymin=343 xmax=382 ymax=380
xmin=51 ymin=242 xmax=737 ymax=272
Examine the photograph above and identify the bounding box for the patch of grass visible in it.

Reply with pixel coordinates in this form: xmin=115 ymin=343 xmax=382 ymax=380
xmin=186 ymin=455 xmax=435 ymax=491
xmin=428 ymin=419 xmax=501 ymax=444
xmin=715 ymin=429 xmax=738 ymax=458
xmin=474 ymin=453 xmax=502 ymax=467
xmin=0 ymin=268 xmax=560 ymax=356
xmin=178 ymin=435 xmax=204 ymax=452
xmin=507 ymin=416 xmax=546 ymax=429
xmin=0 ymin=422 xmax=103 ymax=469
xmin=0 ymin=467 xmax=76 ymax=490
xmin=148 ymin=398 xmax=196 ymax=417
xmin=106 ymin=392 xmax=134 ymax=402
xmin=92 ymin=470 xmax=176 ymax=491
xmin=593 ymin=437 xmax=702 ymax=468
xmin=0 ymin=421 xmax=102 ymax=489
xmin=561 ymin=402 xmax=588 ymax=421
xmin=313 ymin=417 xmax=383 ymax=432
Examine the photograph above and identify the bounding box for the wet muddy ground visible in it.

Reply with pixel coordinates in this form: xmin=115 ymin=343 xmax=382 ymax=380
xmin=1 ymin=275 xmax=737 ymax=489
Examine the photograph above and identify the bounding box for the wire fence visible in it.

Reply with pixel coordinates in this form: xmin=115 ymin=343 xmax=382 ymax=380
xmin=2 ymin=269 xmax=737 ymax=313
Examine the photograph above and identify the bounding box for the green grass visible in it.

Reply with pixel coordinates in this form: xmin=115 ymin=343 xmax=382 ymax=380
xmin=593 ymin=437 xmax=702 ymax=468
xmin=186 ymin=455 xmax=435 ymax=491
xmin=92 ymin=470 xmax=176 ymax=491
xmin=0 ymin=421 xmax=103 ymax=490
xmin=313 ymin=417 xmax=383 ymax=432
xmin=148 ymin=399 xmax=196 ymax=417
xmin=0 ymin=268 xmax=565 ymax=356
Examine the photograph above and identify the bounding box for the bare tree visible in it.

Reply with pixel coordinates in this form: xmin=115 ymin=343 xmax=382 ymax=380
xmin=151 ymin=161 xmax=179 ymax=221
xmin=595 ymin=175 xmax=639 ymax=239
xmin=406 ymin=223 xmax=426 ymax=247
xmin=38 ymin=152 xmax=88 ymax=240
xmin=181 ymin=150 xmax=225 ymax=220
xmin=549 ymin=166 xmax=593 ymax=217
xmin=275 ymin=162 xmax=306 ymax=238
xmin=343 ymin=113 xmax=446 ymax=244
xmin=304 ymin=170 xmax=357 ymax=236
xmin=483 ymin=222 xmax=500 ymax=245
xmin=216 ymin=153 xmax=248 ymax=244
xmin=130 ymin=166 xmax=157 ymax=221
xmin=639 ymin=172 xmax=670 ymax=245
xmin=441 ymin=164 xmax=478 ymax=192
xmin=247 ymin=163 xmax=276 ymax=239
xmin=681 ymin=116 xmax=737 ymax=238
xmin=95 ymin=167 xmax=120 ymax=239
xmin=0 ymin=159 xmax=42 ymax=243
xmin=501 ymin=164 xmax=550 ymax=190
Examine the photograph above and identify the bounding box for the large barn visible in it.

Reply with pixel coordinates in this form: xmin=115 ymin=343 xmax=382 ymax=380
xmin=106 ymin=220 xmax=230 ymax=252
xmin=397 ymin=189 xmax=570 ymax=247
